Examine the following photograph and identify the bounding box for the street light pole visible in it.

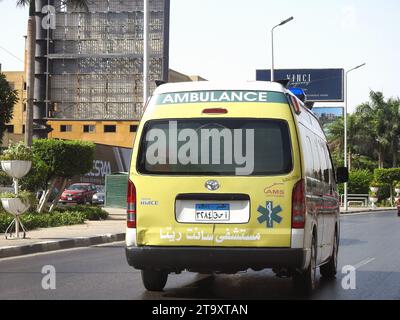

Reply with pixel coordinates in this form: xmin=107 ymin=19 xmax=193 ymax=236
xmin=344 ymin=63 xmax=366 ymax=211
xmin=271 ymin=16 xmax=294 ymax=81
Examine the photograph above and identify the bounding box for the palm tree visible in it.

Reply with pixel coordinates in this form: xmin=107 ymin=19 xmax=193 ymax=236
xmin=5 ymin=0 xmax=87 ymax=146
xmin=327 ymin=113 xmax=367 ymax=171
xmin=387 ymin=98 xmax=400 ymax=167
xmin=356 ymin=91 xmax=396 ymax=168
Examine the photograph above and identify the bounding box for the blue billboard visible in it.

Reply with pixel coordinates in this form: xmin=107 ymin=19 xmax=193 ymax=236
xmin=313 ymin=107 xmax=344 ymax=132
xmin=256 ymin=69 xmax=344 ymax=102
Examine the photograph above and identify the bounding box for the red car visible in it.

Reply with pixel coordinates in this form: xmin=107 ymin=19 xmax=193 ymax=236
xmin=397 ymin=198 xmax=400 ymax=217
xmin=59 ymin=183 xmax=97 ymax=205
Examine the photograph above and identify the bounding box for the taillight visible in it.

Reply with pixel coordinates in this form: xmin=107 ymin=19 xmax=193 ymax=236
xmin=127 ymin=179 xmax=136 ymax=229
xmin=292 ymin=179 xmax=306 ymax=229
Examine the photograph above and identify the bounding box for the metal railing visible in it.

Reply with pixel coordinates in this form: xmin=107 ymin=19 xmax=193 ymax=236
xmin=340 ymin=194 xmax=369 ymax=207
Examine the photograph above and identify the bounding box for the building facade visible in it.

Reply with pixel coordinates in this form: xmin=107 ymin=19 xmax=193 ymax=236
xmin=1 ymin=71 xmax=26 ymax=148
xmin=32 ymin=0 xmax=170 ymax=144
xmin=3 ymin=1 xmax=205 ymax=185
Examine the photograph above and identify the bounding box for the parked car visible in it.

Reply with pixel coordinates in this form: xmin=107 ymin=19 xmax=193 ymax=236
xmin=92 ymin=185 xmax=105 ymax=205
xmin=59 ymin=183 xmax=97 ymax=205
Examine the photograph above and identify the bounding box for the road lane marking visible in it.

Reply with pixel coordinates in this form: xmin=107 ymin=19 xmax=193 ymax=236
xmin=354 ymin=257 xmax=375 ymax=269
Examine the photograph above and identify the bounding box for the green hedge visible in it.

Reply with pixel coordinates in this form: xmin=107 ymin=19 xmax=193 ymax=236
xmin=338 ymin=169 xmax=373 ymax=195
xmin=55 ymin=205 xmax=109 ymax=220
xmin=374 ymin=168 xmax=400 ymax=185
xmin=0 ymin=211 xmax=85 ymax=234
xmin=0 ymin=206 xmax=109 ymax=234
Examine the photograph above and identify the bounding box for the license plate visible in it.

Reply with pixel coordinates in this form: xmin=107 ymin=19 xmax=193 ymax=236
xmin=68 ymin=197 xmax=73 ymax=201
xmin=195 ymin=204 xmax=230 ymax=222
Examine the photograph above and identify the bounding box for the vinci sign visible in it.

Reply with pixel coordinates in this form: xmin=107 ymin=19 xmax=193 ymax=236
xmin=256 ymin=69 xmax=344 ymax=102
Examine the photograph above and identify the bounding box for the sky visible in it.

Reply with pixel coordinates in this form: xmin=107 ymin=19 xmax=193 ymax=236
xmin=0 ymin=0 xmax=399 ymax=112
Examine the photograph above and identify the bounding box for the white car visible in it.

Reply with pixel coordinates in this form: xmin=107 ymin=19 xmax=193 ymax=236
xmin=92 ymin=185 xmax=105 ymax=205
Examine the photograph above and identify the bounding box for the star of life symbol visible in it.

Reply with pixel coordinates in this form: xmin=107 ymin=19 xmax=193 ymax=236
xmin=257 ymin=201 xmax=283 ymax=228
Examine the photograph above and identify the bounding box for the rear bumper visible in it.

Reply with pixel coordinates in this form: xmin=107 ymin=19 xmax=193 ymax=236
xmin=126 ymin=246 xmax=306 ymax=273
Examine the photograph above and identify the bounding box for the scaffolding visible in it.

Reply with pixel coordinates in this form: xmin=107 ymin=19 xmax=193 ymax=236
xmin=46 ymin=0 xmax=169 ymax=120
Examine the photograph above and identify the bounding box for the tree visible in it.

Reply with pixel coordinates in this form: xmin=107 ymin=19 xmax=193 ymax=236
xmin=31 ymin=139 xmax=95 ymax=212
xmin=0 ymin=73 xmax=19 ymax=145
xmin=327 ymin=90 xmax=400 ymax=171
xmin=327 ymin=113 xmax=368 ymax=170
xmin=356 ymin=91 xmax=396 ymax=168
xmin=387 ymin=98 xmax=400 ymax=167
xmin=374 ymin=168 xmax=400 ymax=205
xmin=2 ymin=0 xmax=88 ymax=145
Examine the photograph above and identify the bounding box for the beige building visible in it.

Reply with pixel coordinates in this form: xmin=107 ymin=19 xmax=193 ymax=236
xmin=1 ymin=71 xmax=26 ymax=148
xmin=2 ymin=69 xmax=205 ymax=149
xmin=169 ymin=69 xmax=207 ymax=83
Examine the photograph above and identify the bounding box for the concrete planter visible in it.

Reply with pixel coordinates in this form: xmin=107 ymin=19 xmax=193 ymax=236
xmin=1 ymin=160 xmax=32 ymax=179
xmin=1 ymin=198 xmax=30 ymax=216
xmin=369 ymin=197 xmax=379 ymax=208
xmin=370 ymin=187 xmax=379 ymax=193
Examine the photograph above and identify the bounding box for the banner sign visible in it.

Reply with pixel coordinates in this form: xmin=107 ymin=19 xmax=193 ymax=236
xmin=256 ymin=69 xmax=344 ymax=102
xmin=313 ymin=107 xmax=344 ymax=130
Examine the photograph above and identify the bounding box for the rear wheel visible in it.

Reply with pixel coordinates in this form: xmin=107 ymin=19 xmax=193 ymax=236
xmin=320 ymin=231 xmax=338 ymax=279
xmin=293 ymin=233 xmax=317 ymax=293
xmin=141 ymin=270 xmax=168 ymax=292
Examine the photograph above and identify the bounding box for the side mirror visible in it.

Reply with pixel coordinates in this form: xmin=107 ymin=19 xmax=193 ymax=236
xmin=336 ymin=167 xmax=349 ymax=184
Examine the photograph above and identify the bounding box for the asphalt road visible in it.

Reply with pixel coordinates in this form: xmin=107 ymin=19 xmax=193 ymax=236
xmin=0 ymin=211 xmax=399 ymax=300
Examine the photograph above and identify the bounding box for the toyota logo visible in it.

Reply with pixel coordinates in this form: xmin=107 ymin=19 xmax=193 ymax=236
xmin=205 ymin=180 xmax=220 ymax=191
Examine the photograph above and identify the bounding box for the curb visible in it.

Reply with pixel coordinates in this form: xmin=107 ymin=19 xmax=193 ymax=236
xmin=0 ymin=233 xmax=125 ymax=259
xmin=340 ymin=208 xmax=397 ymax=215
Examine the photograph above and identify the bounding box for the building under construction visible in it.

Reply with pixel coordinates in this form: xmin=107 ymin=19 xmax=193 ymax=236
xmin=34 ymin=0 xmax=170 ymax=125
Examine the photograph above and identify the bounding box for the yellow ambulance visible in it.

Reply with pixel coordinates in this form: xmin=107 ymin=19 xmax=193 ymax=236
xmin=125 ymin=81 xmax=348 ymax=292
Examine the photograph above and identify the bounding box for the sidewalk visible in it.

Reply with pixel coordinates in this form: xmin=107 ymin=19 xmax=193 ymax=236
xmin=0 ymin=207 xmax=126 ymax=259
xmin=0 ymin=207 xmax=397 ymax=259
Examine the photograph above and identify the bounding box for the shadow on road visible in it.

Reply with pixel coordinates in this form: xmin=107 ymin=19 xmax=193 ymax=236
xmin=140 ymin=271 xmax=337 ymax=300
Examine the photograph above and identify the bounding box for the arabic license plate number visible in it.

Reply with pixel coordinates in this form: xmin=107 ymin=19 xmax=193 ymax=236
xmin=68 ymin=197 xmax=73 ymax=201
xmin=195 ymin=204 xmax=230 ymax=222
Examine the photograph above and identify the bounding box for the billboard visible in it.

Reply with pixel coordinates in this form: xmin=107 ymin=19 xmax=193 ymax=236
xmin=313 ymin=107 xmax=344 ymax=130
xmin=256 ymin=69 xmax=344 ymax=102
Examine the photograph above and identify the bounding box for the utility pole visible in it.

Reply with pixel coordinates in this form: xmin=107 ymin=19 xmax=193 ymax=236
xmin=25 ymin=13 xmax=36 ymax=146
xmin=143 ymin=0 xmax=150 ymax=109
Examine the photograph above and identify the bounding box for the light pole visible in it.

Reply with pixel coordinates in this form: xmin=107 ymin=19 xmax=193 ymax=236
xmin=271 ymin=16 xmax=294 ymax=81
xmin=344 ymin=63 xmax=366 ymax=211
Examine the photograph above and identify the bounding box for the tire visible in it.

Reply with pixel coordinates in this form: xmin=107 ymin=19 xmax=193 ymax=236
xmin=141 ymin=270 xmax=168 ymax=292
xmin=293 ymin=233 xmax=317 ymax=293
xmin=320 ymin=231 xmax=338 ymax=279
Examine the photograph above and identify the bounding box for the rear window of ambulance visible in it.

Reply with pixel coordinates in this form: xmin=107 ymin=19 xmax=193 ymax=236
xmin=137 ymin=119 xmax=293 ymax=176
